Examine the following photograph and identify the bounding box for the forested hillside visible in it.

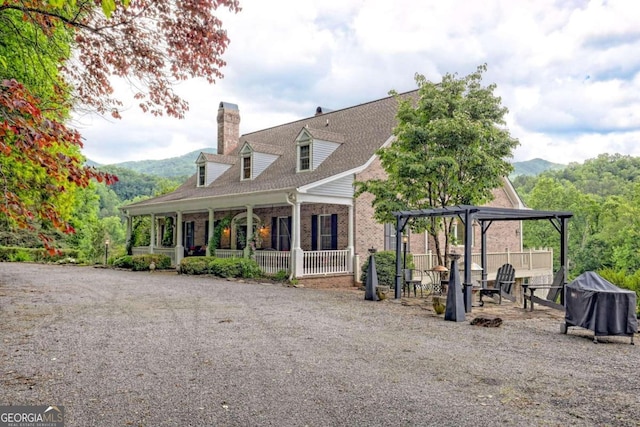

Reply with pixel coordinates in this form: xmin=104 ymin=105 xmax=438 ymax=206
xmin=513 ymin=153 xmax=640 ymax=279
xmin=510 ymin=158 xmax=565 ymax=177
xmin=89 ymin=148 xmax=215 ymax=178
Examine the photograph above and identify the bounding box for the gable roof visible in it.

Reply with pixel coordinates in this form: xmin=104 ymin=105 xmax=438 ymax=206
xmin=197 ymin=153 xmax=236 ymax=165
xmin=125 ymin=90 xmax=418 ymax=208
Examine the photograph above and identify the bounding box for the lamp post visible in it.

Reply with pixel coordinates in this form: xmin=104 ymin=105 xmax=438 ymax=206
xmin=402 ymin=235 xmax=408 ymax=271
xmin=104 ymin=238 xmax=110 ymax=266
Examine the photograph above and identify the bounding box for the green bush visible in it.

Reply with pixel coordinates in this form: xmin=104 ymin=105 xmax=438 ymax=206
xmin=179 ymin=257 xmax=210 ymax=275
xmin=179 ymin=256 xmax=262 ymax=279
xmin=131 ymin=254 xmax=172 ymax=271
xmin=598 ymin=268 xmax=640 ymax=317
xmin=360 ymin=250 xmax=413 ymax=288
xmin=270 ymin=269 xmax=289 ymax=282
xmin=0 ymin=246 xmax=79 ymax=263
xmin=10 ymin=249 xmax=33 ymax=262
xmin=113 ymin=255 xmax=134 ymax=269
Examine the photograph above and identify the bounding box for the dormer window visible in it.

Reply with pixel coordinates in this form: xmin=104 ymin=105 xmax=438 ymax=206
xmin=295 ymin=127 xmax=343 ymax=173
xmin=197 ymin=165 xmax=206 ymax=187
xmin=242 ymin=154 xmax=252 ymax=180
xmin=299 ymin=144 xmax=311 ymax=171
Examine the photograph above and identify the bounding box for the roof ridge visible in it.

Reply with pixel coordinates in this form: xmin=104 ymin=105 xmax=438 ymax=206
xmin=241 ymin=89 xmax=418 ymax=137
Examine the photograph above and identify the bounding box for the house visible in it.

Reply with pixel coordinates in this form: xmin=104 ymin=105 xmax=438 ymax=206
xmin=122 ymin=91 xmax=544 ymax=287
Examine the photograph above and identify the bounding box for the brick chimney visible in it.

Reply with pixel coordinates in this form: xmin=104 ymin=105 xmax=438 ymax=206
xmin=217 ymin=102 xmax=240 ymax=155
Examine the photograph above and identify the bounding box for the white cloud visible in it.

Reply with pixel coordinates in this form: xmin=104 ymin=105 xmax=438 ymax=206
xmin=78 ymin=0 xmax=640 ymax=166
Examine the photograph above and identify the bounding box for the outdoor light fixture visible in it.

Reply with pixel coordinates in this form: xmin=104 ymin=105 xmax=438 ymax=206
xmin=104 ymin=238 xmax=110 ymax=266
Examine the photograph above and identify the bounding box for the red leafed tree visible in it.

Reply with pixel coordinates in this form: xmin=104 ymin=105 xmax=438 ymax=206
xmin=0 ymin=79 xmax=118 ymax=250
xmin=0 ymin=0 xmax=240 ymax=251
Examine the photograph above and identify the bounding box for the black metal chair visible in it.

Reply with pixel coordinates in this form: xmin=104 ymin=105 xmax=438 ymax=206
xmin=479 ymin=263 xmax=515 ymax=306
xmin=403 ymin=269 xmax=424 ymax=297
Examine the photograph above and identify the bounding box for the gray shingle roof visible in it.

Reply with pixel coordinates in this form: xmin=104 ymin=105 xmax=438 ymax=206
xmin=125 ymin=90 xmax=418 ymax=208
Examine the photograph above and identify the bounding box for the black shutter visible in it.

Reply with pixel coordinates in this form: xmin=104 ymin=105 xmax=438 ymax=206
xmin=331 ymin=214 xmax=338 ymax=250
xmin=286 ymin=216 xmax=292 ymax=250
xmin=271 ymin=217 xmax=277 ymax=249
xmin=311 ymin=215 xmax=318 ymax=251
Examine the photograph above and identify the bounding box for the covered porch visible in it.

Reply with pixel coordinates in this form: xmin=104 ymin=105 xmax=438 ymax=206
xmin=124 ymin=190 xmax=356 ymax=279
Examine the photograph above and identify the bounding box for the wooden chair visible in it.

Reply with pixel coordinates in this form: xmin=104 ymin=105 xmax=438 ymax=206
xmin=522 ymin=269 xmax=565 ymax=311
xmin=478 ymin=263 xmax=515 ymax=306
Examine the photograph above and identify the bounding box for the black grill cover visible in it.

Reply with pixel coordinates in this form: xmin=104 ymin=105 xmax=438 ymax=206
xmin=565 ymin=272 xmax=638 ymax=336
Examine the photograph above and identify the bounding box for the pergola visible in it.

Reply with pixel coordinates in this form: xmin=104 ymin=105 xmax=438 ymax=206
xmin=392 ymin=205 xmax=574 ymax=312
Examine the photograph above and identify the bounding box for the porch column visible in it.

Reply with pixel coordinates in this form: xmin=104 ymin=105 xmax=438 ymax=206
xmin=149 ymin=213 xmax=155 ymax=254
xmin=289 ymin=195 xmax=303 ymax=278
xmin=175 ymin=211 xmax=184 ymax=265
xmin=347 ymin=203 xmax=354 ymax=273
xmin=244 ymin=205 xmax=253 ymax=258
xmin=125 ymin=214 xmax=132 ymax=255
xmin=207 ymin=208 xmax=214 ymax=256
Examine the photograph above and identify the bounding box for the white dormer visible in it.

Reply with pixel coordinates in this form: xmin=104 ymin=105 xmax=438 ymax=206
xmin=195 ymin=152 xmax=235 ymax=187
xmin=239 ymin=141 xmax=282 ymax=180
xmin=295 ymin=127 xmax=343 ymax=172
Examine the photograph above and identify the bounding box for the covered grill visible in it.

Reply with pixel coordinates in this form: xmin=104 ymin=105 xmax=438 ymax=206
xmin=563 ymin=272 xmax=637 ymax=344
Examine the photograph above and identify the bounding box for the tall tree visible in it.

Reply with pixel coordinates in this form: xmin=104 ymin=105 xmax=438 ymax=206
xmin=0 ymin=0 xmax=240 ymax=250
xmin=356 ymin=65 xmax=519 ymax=264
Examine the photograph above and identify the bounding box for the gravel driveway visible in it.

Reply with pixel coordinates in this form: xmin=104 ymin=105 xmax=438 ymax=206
xmin=1 ymin=263 xmax=639 ymax=426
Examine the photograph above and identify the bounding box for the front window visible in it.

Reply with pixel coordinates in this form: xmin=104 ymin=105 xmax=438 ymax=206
xmin=299 ymin=144 xmax=310 ymax=171
xmin=242 ymin=155 xmax=251 ymax=180
xmin=453 ymin=221 xmax=474 ymax=247
xmin=277 ymin=217 xmax=290 ymax=251
xmin=319 ymin=214 xmax=332 ymax=250
xmin=198 ymin=165 xmax=205 ymax=186
xmin=384 ymin=223 xmax=397 ymax=251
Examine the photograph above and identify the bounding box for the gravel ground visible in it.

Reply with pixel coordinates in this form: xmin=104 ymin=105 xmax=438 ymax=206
xmin=1 ymin=263 xmax=639 ymax=427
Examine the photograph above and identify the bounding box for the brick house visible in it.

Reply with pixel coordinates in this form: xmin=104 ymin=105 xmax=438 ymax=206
xmin=122 ymin=91 xmax=530 ymax=287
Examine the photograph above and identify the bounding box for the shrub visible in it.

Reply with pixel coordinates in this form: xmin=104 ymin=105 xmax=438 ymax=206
xmin=10 ymin=249 xmax=33 ymax=262
xmin=179 ymin=256 xmax=262 ymax=279
xmin=270 ymin=269 xmax=289 ymax=282
xmin=0 ymin=246 xmax=79 ymax=263
xmin=598 ymin=268 xmax=640 ymax=318
xmin=360 ymin=250 xmax=413 ymax=288
xmin=131 ymin=254 xmax=172 ymax=271
xmin=113 ymin=255 xmax=134 ymax=269
xmin=179 ymin=257 xmax=210 ymax=275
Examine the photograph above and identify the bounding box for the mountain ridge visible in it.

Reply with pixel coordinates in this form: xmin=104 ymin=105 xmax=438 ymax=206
xmin=88 ymin=150 xmax=566 ymax=178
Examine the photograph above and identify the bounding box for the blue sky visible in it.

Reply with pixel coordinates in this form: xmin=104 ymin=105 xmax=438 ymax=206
xmin=76 ymin=0 xmax=640 ymax=165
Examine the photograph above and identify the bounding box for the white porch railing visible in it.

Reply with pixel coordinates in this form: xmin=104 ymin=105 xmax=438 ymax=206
xmin=213 ymin=249 xmax=243 ymax=259
xmin=254 ymin=251 xmax=290 ymax=274
xmin=132 ymin=246 xmax=176 ymax=266
xmin=411 ymin=248 xmax=554 ymax=281
xmin=303 ymin=250 xmax=351 ymax=276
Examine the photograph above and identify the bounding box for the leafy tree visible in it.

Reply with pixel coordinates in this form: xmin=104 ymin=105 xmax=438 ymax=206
xmin=356 ymin=65 xmax=519 ymax=264
xmin=0 ymin=0 xmax=239 ymax=250
xmin=517 ymin=156 xmax=640 ymax=277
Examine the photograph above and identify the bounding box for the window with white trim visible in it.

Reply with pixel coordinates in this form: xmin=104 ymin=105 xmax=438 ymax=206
xmin=299 ymin=143 xmax=310 ymax=171
xmin=241 ymin=154 xmax=251 ymax=180
xmin=197 ymin=165 xmax=205 ymax=186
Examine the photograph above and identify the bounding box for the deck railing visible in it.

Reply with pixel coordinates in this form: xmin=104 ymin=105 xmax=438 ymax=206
xmin=133 ymin=246 xmax=552 ymax=281
xmin=411 ymin=248 xmax=553 ymax=281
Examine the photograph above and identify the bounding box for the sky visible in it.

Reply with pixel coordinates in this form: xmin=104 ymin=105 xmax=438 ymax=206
xmin=75 ymin=0 xmax=640 ymax=166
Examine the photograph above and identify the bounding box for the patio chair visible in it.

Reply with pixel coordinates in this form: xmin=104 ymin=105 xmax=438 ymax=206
xmin=478 ymin=263 xmax=515 ymax=306
xmin=522 ymin=269 xmax=565 ymax=311
xmin=403 ymin=269 xmax=424 ymax=297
